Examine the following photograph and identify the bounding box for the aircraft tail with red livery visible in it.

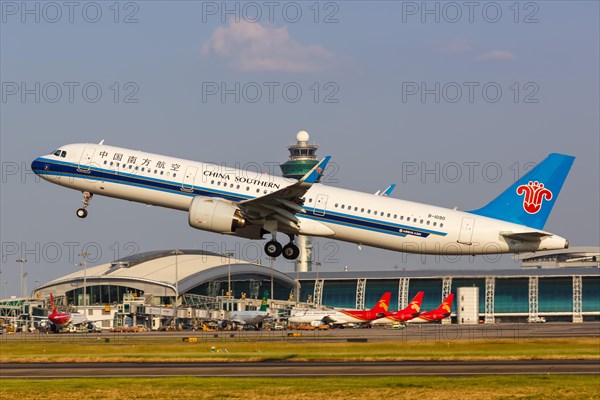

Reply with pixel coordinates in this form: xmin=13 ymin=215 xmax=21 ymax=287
xmin=410 ymin=293 xmax=454 ymax=323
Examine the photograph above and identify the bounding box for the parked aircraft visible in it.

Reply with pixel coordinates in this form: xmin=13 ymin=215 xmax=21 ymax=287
xmin=371 ymin=291 xmax=424 ymax=325
xmin=47 ymin=293 xmax=87 ymax=331
xmin=408 ymin=293 xmax=455 ymax=323
xmin=289 ymin=292 xmax=391 ymax=327
xmin=32 ymin=143 xmax=574 ymax=259
xmin=222 ymin=291 xmax=270 ymax=329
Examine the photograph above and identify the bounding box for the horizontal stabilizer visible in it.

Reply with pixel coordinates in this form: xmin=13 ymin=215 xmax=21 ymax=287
xmin=500 ymin=231 xmax=552 ymax=242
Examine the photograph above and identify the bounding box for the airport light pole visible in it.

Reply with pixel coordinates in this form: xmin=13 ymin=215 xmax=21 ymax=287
xmin=170 ymin=250 xmax=183 ymax=330
xmin=0 ymin=254 xmax=5 ymax=299
xmin=268 ymin=256 xmax=275 ymax=302
xmin=16 ymin=258 xmax=27 ymax=297
xmin=224 ymin=252 xmax=235 ymax=311
xmin=22 ymin=272 xmax=28 ymax=297
xmin=78 ymin=251 xmax=90 ymax=316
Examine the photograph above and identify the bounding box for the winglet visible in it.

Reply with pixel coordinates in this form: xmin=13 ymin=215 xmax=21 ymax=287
xmin=301 ymin=156 xmax=331 ymax=184
xmin=382 ymin=184 xmax=396 ymax=197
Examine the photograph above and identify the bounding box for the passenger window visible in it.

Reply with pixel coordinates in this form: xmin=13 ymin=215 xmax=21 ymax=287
xmin=420 ymin=219 xmax=423 ymax=224
xmin=433 ymin=222 xmax=437 ymax=226
xmin=440 ymin=223 xmax=444 ymax=228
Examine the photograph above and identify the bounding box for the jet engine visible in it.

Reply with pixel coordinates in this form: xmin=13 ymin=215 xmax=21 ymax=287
xmin=188 ymin=196 xmax=246 ymax=234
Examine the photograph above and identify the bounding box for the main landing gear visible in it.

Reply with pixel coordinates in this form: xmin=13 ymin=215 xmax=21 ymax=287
xmin=264 ymin=235 xmax=300 ymax=260
xmin=76 ymin=191 xmax=93 ymax=218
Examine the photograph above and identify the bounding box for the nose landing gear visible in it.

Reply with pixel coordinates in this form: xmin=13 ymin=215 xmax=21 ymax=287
xmin=76 ymin=192 xmax=93 ymax=218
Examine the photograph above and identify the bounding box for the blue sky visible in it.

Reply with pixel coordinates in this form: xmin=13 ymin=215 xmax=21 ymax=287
xmin=1 ymin=1 xmax=598 ymax=297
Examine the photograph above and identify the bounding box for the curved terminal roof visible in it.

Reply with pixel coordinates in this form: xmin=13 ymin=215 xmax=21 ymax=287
xmin=37 ymin=249 xmax=297 ymax=295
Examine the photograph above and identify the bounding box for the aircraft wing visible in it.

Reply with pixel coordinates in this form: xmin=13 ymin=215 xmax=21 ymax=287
xmin=500 ymin=231 xmax=552 ymax=242
xmin=238 ymin=156 xmax=331 ymax=231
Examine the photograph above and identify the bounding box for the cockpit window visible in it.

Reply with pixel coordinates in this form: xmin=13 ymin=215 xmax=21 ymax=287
xmin=52 ymin=150 xmax=61 ymax=156
xmin=61 ymin=151 xmax=67 ymax=157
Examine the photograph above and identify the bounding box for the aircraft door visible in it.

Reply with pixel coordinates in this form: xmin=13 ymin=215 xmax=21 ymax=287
xmin=458 ymin=217 xmax=475 ymax=245
xmin=77 ymin=147 xmax=96 ymax=172
xmin=181 ymin=166 xmax=198 ymax=192
xmin=313 ymin=194 xmax=328 ymax=216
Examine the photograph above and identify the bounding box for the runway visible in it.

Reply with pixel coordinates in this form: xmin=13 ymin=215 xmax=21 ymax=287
xmin=0 ymin=360 xmax=600 ymax=379
xmin=1 ymin=360 xmax=599 ymax=378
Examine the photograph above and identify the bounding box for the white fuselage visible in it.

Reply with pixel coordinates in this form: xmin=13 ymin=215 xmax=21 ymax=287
xmin=32 ymin=143 xmax=569 ymax=255
xmin=288 ymin=309 xmax=364 ymax=325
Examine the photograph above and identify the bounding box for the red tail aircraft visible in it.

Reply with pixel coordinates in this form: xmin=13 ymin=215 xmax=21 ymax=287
xmin=48 ymin=293 xmax=86 ymax=329
xmin=370 ymin=291 xmax=424 ymax=325
xmin=289 ymin=292 xmax=392 ymax=326
xmin=337 ymin=291 xmax=392 ymax=322
xmin=409 ymin=293 xmax=454 ymax=323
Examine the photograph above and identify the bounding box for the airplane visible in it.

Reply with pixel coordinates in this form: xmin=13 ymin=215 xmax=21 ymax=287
xmin=289 ymin=292 xmax=391 ymax=327
xmin=408 ymin=293 xmax=454 ymax=323
xmin=47 ymin=293 xmax=87 ymax=331
xmin=222 ymin=290 xmax=270 ymax=329
xmin=370 ymin=291 xmax=424 ymax=325
xmin=31 ymin=142 xmax=574 ymax=260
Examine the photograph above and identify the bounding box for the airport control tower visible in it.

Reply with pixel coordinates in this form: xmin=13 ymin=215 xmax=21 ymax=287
xmin=280 ymin=131 xmax=319 ymax=272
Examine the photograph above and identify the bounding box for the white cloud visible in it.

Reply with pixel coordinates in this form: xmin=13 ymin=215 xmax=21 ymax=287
xmin=474 ymin=50 xmax=516 ymax=61
xmin=201 ymin=20 xmax=337 ymax=73
xmin=438 ymin=39 xmax=473 ymax=54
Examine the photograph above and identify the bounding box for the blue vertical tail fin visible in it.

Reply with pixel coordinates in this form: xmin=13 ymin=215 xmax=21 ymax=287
xmin=469 ymin=153 xmax=575 ymax=230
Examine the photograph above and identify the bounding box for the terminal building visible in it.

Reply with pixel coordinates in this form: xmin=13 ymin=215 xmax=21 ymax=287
xmin=0 ymin=247 xmax=593 ymax=330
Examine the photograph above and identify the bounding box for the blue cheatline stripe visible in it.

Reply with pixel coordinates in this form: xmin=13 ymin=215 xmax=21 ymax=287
xmin=33 ymin=158 xmax=446 ymax=238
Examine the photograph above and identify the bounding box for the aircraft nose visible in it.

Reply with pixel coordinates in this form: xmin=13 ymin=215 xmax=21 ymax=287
xmin=31 ymin=157 xmax=48 ymax=176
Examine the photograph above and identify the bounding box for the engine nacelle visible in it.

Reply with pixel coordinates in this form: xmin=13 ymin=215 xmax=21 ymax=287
xmin=188 ymin=196 xmax=246 ymax=234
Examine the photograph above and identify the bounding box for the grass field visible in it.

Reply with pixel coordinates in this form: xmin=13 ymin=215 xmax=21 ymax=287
xmin=1 ymin=337 xmax=599 ymax=363
xmin=1 ymin=376 xmax=599 ymax=400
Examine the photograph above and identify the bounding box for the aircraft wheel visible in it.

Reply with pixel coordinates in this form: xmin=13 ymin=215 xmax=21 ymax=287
xmin=264 ymin=241 xmax=283 ymax=258
xmin=76 ymin=208 xmax=88 ymax=218
xmin=282 ymin=243 xmax=300 ymax=260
